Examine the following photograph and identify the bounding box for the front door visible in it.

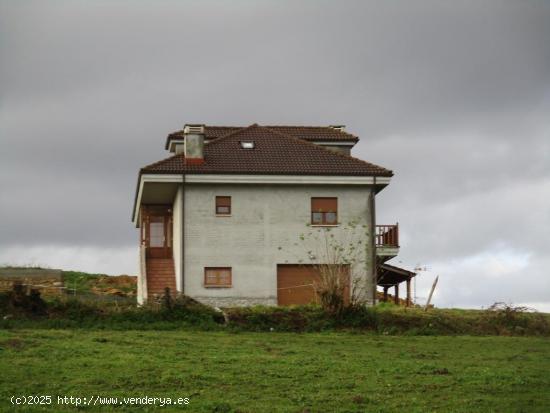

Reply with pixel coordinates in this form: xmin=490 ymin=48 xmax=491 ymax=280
xmin=142 ymin=206 xmax=172 ymax=259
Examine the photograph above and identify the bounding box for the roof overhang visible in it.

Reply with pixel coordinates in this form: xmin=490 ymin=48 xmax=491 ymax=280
xmin=377 ymin=264 xmax=417 ymax=287
xmin=132 ymin=173 xmax=391 ymax=226
xmin=132 ymin=174 xmax=181 ymax=226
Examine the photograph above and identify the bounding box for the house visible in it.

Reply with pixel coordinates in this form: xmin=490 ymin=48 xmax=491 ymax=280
xmin=132 ymin=123 xmax=403 ymax=306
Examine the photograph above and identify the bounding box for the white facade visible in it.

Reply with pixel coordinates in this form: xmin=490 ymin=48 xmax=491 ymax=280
xmin=168 ymin=183 xmax=377 ymax=307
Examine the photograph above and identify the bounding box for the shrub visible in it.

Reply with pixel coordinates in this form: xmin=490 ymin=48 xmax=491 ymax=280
xmin=0 ymin=283 xmax=48 ymax=317
xmin=2 ymin=291 xmax=549 ymax=336
xmin=0 ymin=290 xmax=225 ymax=330
xmin=225 ymin=305 xmax=335 ymax=332
xmin=225 ymin=304 xmax=550 ymax=335
xmin=478 ymin=302 xmax=550 ymax=336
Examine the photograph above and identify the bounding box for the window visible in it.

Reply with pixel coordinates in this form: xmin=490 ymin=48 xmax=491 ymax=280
xmin=204 ymin=267 xmax=232 ymax=287
xmin=311 ymin=197 xmax=338 ymax=225
xmin=216 ymin=196 xmax=231 ymax=215
xmin=240 ymin=141 xmax=255 ymax=149
xmin=149 ymin=216 xmax=165 ymax=247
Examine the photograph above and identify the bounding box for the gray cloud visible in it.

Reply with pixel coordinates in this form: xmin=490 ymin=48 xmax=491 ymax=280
xmin=1 ymin=0 xmax=549 ymax=309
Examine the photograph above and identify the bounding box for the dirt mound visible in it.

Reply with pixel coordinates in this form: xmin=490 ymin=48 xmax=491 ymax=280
xmin=85 ymin=275 xmax=137 ymax=297
xmin=97 ymin=275 xmax=136 ymax=288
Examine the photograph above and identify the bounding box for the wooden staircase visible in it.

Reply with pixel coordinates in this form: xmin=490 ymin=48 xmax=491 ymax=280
xmin=146 ymin=258 xmax=177 ymax=299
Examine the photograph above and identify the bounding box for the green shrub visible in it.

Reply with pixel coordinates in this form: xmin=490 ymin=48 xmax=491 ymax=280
xmin=0 ymin=292 xmax=224 ymax=330
xmin=477 ymin=302 xmax=550 ymax=336
xmin=339 ymin=305 xmax=378 ymax=329
xmin=224 ymin=304 xmax=550 ymax=336
xmin=0 ymin=292 xmax=10 ymax=312
xmin=225 ymin=305 xmax=335 ymax=332
xmin=2 ymin=290 xmax=549 ymax=336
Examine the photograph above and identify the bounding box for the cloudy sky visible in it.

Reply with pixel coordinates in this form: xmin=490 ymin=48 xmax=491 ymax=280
xmin=1 ymin=1 xmax=549 ymax=310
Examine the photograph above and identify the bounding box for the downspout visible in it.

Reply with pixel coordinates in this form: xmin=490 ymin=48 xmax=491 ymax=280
xmin=371 ymin=176 xmax=377 ymax=305
xmin=181 ymin=173 xmax=185 ymax=295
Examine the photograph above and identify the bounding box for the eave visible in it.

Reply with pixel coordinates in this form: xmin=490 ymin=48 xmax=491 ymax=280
xmin=131 ymin=173 xmax=392 ymax=226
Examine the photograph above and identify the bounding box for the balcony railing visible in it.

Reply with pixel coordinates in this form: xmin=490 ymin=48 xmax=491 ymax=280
xmin=376 ymin=224 xmax=399 ymax=247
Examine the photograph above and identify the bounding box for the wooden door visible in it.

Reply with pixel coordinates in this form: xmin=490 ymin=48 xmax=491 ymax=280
xmin=142 ymin=206 xmax=172 ymax=259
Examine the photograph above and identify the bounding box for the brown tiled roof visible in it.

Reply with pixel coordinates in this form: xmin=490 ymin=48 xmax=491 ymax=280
xmin=165 ymin=125 xmax=358 ymax=149
xmin=144 ymin=124 xmax=392 ymax=177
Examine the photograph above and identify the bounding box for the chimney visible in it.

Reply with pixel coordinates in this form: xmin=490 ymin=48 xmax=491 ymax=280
xmin=182 ymin=124 xmax=205 ymax=164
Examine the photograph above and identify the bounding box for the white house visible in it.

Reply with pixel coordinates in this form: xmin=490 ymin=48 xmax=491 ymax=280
xmin=132 ymin=124 xmax=401 ymax=306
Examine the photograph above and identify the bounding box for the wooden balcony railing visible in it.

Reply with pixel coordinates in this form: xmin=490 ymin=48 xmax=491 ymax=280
xmin=376 ymin=224 xmax=399 ymax=247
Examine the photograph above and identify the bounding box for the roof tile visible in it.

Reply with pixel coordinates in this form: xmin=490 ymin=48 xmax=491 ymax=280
xmin=165 ymin=125 xmax=358 ymax=149
xmin=144 ymin=124 xmax=392 ymax=177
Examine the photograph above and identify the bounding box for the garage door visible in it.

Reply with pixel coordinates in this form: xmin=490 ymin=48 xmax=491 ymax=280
xmin=277 ymin=264 xmax=350 ymax=306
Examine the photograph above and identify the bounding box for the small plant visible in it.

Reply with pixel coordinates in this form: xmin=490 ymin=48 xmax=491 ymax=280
xmin=162 ymin=287 xmax=173 ymax=311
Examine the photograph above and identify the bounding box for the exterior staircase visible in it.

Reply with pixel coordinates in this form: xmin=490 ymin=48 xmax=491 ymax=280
xmin=145 ymin=258 xmax=177 ymax=299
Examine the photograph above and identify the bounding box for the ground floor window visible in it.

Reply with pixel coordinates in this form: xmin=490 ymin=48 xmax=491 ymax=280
xmin=204 ymin=267 xmax=232 ymax=287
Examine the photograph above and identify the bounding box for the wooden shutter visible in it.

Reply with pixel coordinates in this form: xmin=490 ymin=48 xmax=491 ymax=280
xmin=311 ymin=197 xmax=337 ymax=212
xmin=216 ymin=196 xmax=231 ymax=215
xmin=204 ymin=267 xmax=232 ymax=287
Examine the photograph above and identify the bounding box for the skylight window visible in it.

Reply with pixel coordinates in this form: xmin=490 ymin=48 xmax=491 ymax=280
xmin=240 ymin=141 xmax=255 ymax=149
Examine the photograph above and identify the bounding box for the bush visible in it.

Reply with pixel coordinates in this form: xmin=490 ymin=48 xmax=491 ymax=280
xmin=0 ymin=292 xmax=11 ymax=312
xmin=2 ymin=289 xmax=549 ymax=336
xmin=225 ymin=305 xmax=335 ymax=332
xmin=224 ymin=303 xmax=550 ymax=335
xmin=0 ymin=283 xmax=47 ymax=317
xmin=477 ymin=302 xmax=550 ymax=336
xmin=0 ymin=288 xmax=224 ymax=330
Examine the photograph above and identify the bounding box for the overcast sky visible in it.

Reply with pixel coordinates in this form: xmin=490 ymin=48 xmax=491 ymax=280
xmin=1 ymin=1 xmax=549 ymax=310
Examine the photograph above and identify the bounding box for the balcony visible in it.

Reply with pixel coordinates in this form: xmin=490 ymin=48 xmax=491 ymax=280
xmin=376 ymin=224 xmax=399 ymax=262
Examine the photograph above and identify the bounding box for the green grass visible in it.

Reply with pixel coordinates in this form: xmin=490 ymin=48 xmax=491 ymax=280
xmin=1 ymin=330 xmax=549 ymax=412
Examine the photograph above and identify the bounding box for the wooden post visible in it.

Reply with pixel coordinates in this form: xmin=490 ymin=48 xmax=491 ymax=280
xmin=394 ymin=284 xmax=399 ymax=305
xmin=406 ymin=279 xmax=411 ymax=307
xmin=383 ymin=287 xmax=388 ymax=302
xmin=424 ymin=276 xmax=439 ymax=311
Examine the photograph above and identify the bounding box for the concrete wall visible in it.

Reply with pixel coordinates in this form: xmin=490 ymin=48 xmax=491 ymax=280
xmin=181 ymin=184 xmax=375 ymax=307
xmin=172 ymin=186 xmax=183 ymax=292
xmin=0 ymin=268 xmax=63 ymax=296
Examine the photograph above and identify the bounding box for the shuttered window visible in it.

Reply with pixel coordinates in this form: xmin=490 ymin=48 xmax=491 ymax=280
xmin=204 ymin=267 xmax=232 ymax=287
xmin=216 ymin=196 xmax=231 ymax=215
xmin=311 ymin=197 xmax=338 ymax=225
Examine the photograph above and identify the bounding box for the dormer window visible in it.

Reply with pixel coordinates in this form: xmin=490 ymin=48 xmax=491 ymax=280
xmin=240 ymin=141 xmax=255 ymax=149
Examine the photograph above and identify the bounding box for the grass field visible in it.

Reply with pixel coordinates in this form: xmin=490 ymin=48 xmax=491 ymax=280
xmin=1 ymin=330 xmax=549 ymax=412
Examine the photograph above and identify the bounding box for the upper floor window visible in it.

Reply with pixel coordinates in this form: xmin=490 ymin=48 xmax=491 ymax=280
xmin=216 ymin=196 xmax=231 ymax=216
xmin=204 ymin=267 xmax=232 ymax=287
xmin=311 ymin=197 xmax=338 ymax=225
